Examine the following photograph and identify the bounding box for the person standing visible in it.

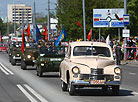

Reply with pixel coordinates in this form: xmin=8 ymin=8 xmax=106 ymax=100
xmin=115 ymin=44 xmax=121 ymax=65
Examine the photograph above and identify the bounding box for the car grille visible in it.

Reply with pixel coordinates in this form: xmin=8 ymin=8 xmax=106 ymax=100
xmin=91 ymin=68 xmax=103 ymax=75
xmin=80 ymin=69 xmax=114 ymax=81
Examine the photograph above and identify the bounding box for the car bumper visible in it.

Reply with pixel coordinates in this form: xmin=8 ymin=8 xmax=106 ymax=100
xmin=72 ymin=80 xmax=121 ymax=86
xmin=13 ymin=56 xmax=21 ymax=60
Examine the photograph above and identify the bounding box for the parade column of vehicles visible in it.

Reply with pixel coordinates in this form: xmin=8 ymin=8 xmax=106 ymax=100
xmin=8 ymin=41 xmax=122 ymax=96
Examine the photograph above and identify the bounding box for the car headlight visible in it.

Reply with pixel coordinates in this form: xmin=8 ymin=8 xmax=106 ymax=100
xmin=17 ymin=54 xmax=20 ymax=56
xmin=41 ymin=63 xmax=45 ymax=66
xmin=72 ymin=66 xmax=80 ymax=74
xmin=114 ymin=67 xmax=121 ymax=75
xmin=27 ymin=55 xmax=31 ymax=59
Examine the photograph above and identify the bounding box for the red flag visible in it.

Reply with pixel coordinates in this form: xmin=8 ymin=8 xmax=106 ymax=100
xmin=0 ymin=33 xmax=2 ymax=42
xmin=43 ymin=26 xmax=48 ymax=40
xmin=21 ymin=30 xmax=25 ymax=53
xmin=87 ymin=29 xmax=92 ymax=41
xmin=25 ymin=24 xmax=30 ymax=38
xmin=77 ymin=21 xmax=81 ymax=27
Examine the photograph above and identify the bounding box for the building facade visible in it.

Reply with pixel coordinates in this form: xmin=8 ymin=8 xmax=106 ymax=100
xmin=8 ymin=4 xmax=32 ymax=24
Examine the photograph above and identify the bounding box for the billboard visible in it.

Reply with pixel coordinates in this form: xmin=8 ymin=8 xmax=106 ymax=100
xmin=93 ymin=9 xmax=124 ymax=28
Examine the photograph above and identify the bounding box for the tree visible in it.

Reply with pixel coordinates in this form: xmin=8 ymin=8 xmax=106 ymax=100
xmin=56 ymin=0 xmax=124 ymax=40
xmin=127 ymin=0 xmax=138 ymax=36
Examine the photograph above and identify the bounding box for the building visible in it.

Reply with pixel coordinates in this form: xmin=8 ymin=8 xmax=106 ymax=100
xmin=8 ymin=4 xmax=32 ymax=24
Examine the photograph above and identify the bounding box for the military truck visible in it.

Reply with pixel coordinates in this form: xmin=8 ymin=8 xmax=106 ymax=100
xmin=36 ymin=46 xmax=66 ymax=77
xmin=21 ymin=42 xmax=38 ymax=70
xmin=9 ymin=41 xmax=22 ymax=65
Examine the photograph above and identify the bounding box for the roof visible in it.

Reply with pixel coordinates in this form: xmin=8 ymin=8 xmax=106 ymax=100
xmin=69 ymin=41 xmax=111 ymax=48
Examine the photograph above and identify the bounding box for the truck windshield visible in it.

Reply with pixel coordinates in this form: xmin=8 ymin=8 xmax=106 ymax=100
xmin=40 ymin=47 xmax=65 ymax=55
xmin=73 ymin=46 xmax=111 ymax=57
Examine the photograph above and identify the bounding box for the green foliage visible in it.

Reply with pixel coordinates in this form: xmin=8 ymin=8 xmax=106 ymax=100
xmin=56 ymin=0 xmax=124 ymax=40
xmin=0 ymin=18 xmax=6 ymax=35
xmin=127 ymin=0 xmax=138 ymax=36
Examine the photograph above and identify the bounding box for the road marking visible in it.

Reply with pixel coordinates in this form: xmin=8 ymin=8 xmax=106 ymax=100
xmin=17 ymin=85 xmax=38 ymax=102
xmin=129 ymin=72 xmax=136 ymax=75
xmin=132 ymin=92 xmax=138 ymax=95
xmin=24 ymin=84 xmax=49 ymax=102
xmin=0 ymin=65 xmax=9 ymax=75
xmin=0 ymin=63 xmax=14 ymax=75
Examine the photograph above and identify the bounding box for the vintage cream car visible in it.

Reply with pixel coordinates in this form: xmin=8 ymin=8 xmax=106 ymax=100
xmin=59 ymin=41 xmax=122 ymax=95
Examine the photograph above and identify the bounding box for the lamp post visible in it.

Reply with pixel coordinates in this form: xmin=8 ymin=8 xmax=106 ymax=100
xmin=83 ymin=0 xmax=86 ymax=41
xmin=124 ymin=0 xmax=127 ymax=61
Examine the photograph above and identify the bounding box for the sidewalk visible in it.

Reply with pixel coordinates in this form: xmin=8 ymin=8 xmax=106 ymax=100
xmin=121 ymin=60 xmax=138 ymax=65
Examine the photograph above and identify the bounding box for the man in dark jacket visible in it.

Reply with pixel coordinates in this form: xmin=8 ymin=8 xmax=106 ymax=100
xmin=115 ymin=44 xmax=121 ymax=65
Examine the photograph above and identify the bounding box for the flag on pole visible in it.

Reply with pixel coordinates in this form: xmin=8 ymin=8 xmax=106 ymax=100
xmin=106 ymin=35 xmax=110 ymax=45
xmin=55 ymin=26 xmax=67 ymax=46
xmin=35 ymin=24 xmax=42 ymax=42
xmin=87 ymin=29 xmax=92 ymax=41
xmin=21 ymin=30 xmax=25 ymax=53
xmin=43 ymin=26 xmax=48 ymax=40
xmin=25 ymin=24 xmax=30 ymax=38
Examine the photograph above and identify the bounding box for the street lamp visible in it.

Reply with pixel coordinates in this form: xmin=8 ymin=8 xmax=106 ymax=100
xmin=83 ymin=0 xmax=86 ymax=41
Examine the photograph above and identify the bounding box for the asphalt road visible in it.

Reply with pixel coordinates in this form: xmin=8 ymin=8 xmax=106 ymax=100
xmin=0 ymin=52 xmax=138 ymax=102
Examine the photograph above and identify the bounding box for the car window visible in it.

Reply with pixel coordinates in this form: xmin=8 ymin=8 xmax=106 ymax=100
xmin=73 ymin=46 xmax=111 ymax=57
xmin=40 ymin=46 xmax=65 ymax=55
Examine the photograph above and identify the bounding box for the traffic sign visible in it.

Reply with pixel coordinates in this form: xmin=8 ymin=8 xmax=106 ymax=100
xmin=93 ymin=9 xmax=124 ymax=28
xmin=122 ymin=29 xmax=130 ymax=37
xmin=123 ymin=14 xmax=129 ymax=25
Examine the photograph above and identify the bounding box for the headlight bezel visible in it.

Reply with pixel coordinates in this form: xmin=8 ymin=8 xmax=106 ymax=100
xmin=72 ymin=66 xmax=80 ymax=74
xmin=114 ymin=67 xmax=121 ymax=75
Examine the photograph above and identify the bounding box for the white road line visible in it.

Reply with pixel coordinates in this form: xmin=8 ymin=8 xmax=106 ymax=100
xmin=132 ymin=92 xmax=138 ymax=95
xmin=0 ymin=63 xmax=14 ymax=75
xmin=0 ymin=66 xmax=9 ymax=75
xmin=24 ymin=84 xmax=49 ymax=102
xmin=129 ymin=72 xmax=136 ymax=75
xmin=17 ymin=85 xmax=38 ymax=102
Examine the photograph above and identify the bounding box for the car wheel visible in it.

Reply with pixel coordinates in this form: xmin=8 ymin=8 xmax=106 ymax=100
xmin=38 ymin=65 xmax=43 ymax=77
xmin=61 ymin=80 xmax=67 ymax=91
xmin=21 ymin=60 xmax=26 ymax=70
xmin=68 ymin=80 xmax=76 ymax=95
xmin=9 ymin=56 xmax=11 ymax=63
xmin=112 ymin=85 xmax=120 ymax=95
xmin=11 ymin=58 xmax=16 ymax=65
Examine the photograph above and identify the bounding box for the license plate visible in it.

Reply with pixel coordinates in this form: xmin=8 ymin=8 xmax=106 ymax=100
xmin=50 ymin=58 xmax=62 ymax=61
xmin=90 ymin=80 xmax=105 ymax=84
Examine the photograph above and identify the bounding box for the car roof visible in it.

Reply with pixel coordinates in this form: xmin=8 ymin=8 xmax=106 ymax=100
xmin=69 ymin=41 xmax=110 ymax=48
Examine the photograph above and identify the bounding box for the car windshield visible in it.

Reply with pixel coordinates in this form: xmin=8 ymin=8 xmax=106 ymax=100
xmin=0 ymin=44 xmax=7 ymax=47
xmin=40 ymin=47 xmax=65 ymax=55
xmin=25 ymin=43 xmax=37 ymax=48
xmin=73 ymin=46 xmax=111 ymax=57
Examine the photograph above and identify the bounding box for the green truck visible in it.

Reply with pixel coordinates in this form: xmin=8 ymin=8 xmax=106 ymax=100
xmin=9 ymin=42 xmax=22 ymax=65
xmin=36 ymin=46 xmax=66 ymax=77
xmin=21 ymin=43 xmax=38 ymax=70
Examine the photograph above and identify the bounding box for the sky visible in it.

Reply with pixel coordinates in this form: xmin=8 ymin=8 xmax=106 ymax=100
xmin=0 ymin=0 xmax=57 ymax=18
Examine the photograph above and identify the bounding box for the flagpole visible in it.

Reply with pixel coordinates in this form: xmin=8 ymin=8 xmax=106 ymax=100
xmin=91 ymin=28 xmax=92 ymax=41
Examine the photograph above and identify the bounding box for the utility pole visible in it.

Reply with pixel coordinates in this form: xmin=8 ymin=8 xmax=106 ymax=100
xmin=48 ymin=0 xmax=50 ymax=40
xmin=22 ymin=9 xmax=24 ymax=33
xmin=7 ymin=17 xmax=9 ymax=37
xmin=14 ymin=4 xmax=16 ymax=36
xmin=124 ymin=0 xmax=127 ymax=61
xmin=27 ymin=9 xmax=29 ymax=27
xmin=33 ymin=1 xmax=36 ymax=39
xmin=83 ymin=0 xmax=86 ymax=41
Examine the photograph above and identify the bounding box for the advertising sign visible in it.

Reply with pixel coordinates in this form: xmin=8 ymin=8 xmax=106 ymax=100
xmin=93 ymin=9 xmax=124 ymax=28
